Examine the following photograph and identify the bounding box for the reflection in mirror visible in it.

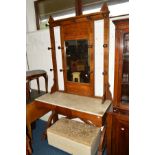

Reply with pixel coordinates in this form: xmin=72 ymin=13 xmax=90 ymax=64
xmin=65 ymin=40 xmax=90 ymax=83
xmin=121 ymin=33 xmax=129 ymax=104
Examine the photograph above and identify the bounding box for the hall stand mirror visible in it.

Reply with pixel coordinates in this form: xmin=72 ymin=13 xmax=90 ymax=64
xmin=65 ymin=39 xmax=90 ymax=84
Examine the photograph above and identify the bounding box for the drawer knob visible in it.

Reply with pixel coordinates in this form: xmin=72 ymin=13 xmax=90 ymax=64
xmin=121 ymin=127 xmax=125 ymax=131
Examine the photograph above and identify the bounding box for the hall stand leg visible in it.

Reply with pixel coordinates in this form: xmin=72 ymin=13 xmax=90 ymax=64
xmin=98 ymin=127 xmax=106 ymax=155
xmin=41 ymin=111 xmax=58 ymax=140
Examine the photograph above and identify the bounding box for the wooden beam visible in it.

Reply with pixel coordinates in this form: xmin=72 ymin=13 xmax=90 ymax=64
xmin=48 ymin=16 xmax=59 ymax=93
xmin=101 ymin=3 xmax=112 ymax=102
xmin=75 ymin=0 xmax=82 ymax=16
xmin=48 ymin=12 xmax=109 ymax=27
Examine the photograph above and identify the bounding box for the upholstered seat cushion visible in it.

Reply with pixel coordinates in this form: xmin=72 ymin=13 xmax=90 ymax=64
xmin=47 ymin=118 xmax=101 ymax=155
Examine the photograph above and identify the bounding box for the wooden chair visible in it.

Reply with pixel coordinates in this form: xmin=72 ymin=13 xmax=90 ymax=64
xmin=26 ymin=70 xmax=48 ymax=98
xmin=26 ymin=133 xmax=32 ymax=155
xmin=26 ymin=102 xmax=52 ymax=140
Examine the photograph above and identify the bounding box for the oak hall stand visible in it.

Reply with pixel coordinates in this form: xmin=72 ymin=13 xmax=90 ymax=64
xmin=47 ymin=4 xmax=112 ymax=153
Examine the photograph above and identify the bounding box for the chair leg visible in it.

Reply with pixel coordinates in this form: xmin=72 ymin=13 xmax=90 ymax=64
xmin=27 ymin=123 xmax=32 ymax=141
xmin=43 ymin=74 xmax=48 ymax=93
xmin=36 ymin=78 xmax=40 ymax=93
xmin=26 ymin=134 xmax=32 ymax=155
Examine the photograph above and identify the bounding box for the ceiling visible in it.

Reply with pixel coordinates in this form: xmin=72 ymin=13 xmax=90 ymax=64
xmin=37 ymin=0 xmax=129 ymax=19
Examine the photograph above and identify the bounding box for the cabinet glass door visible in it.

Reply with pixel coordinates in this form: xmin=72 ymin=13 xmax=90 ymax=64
xmin=121 ymin=33 xmax=129 ymax=104
xmin=65 ymin=39 xmax=90 ymax=83
xmin=113 ymin=19 xmax=129 ymax=109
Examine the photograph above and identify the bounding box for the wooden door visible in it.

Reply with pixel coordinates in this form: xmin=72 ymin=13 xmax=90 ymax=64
xmin=60 ymin=21 xmax=94 ymax=96
xmin=112 ymin=114 xmax=129 ymax=155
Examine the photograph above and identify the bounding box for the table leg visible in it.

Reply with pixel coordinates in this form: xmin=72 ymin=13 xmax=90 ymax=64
xmin=26 ymin=134 xmax=32 ymax=155
xmin=42 ymin=111 xmax=58 ymax=140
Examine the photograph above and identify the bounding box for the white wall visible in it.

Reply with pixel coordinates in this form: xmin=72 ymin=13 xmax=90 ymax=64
xmin=54 ymin=26 xmax=65 ymax=91
xmin=26 ymin=0 xmax=37 ymax=32
xmin=94 ymin=20 xmax=104 ymax=97
xmin=27 ymin=29 xmax=54 ymax=92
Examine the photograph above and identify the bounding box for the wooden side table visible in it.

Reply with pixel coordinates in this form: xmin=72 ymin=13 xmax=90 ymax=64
xmin=26 ymin=70 xmax=48 ymax=99
xmin=26 ymin=101 xmax=52 ymax=140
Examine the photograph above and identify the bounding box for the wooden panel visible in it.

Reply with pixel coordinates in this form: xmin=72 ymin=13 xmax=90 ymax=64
xmin=63 ymin=22 xmax=90 ymax=40
xmin=35 ymin=100 xmax=103 ymax=127
xmin=65 ymin=82 xmax=92 ymax=96
xmin=106 ymin=106 xmax=129 ymax=155
xmin=111 ymin=114 xmax=129 ymax=155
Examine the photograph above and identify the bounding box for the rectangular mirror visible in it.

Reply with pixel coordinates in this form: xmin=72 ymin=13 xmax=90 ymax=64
xmin=65 ymin=39 xmax=90 ymax=83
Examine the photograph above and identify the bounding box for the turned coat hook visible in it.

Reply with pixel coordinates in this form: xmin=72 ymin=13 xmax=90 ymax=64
xmin=48 ymin=47 xmax=53 ymax=50
xmin=103 ymin=44 xmax=108 ymax=48
xmin=59 ymin=69 xmax=64 ymax=72
xmin=50 ymin=69 xmax=54 ymax=71
xmin=88 ymin=45 xmax=93 ymax=48
xmin=58 ymin=46 xmax=64 ymax=50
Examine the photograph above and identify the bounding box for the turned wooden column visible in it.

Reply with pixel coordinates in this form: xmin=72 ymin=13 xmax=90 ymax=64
xmin=101 ymin=3 xmax=112 ymax=101
xmin=48 ymin=16 xmax=59 ymax=93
